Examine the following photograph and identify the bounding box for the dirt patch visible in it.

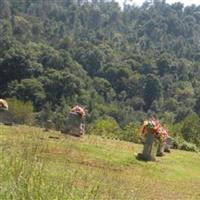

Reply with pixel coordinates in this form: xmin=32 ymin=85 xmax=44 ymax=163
xmin=49 ymin=135 xmax=60 ymax=139
xmin=43 ymin=146 xmax=123 ymax=172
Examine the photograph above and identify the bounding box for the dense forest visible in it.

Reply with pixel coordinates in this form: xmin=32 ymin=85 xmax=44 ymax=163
xmin=0 ymin=0 xmax=200 ymax=148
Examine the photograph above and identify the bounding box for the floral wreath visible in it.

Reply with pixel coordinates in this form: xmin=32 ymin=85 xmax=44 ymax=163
xmin=71 ymin=105 xmax=86 ymax=118
xmin=141 ymin=118 xmax=168 ymax=142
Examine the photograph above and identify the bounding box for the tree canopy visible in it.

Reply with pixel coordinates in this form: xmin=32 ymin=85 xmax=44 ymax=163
xmin=0 ymin=0 xmax=200 ymax=141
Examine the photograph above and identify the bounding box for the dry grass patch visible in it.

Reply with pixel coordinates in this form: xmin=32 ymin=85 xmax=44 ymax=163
xmin=1 ymin=125 xmax=200 ymax=199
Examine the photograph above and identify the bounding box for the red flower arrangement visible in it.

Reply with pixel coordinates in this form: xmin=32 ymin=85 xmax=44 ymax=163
xmin=71 ymin=105 xmax=86 ymax=118
xmin=0 ymin=99 xmax=8 ymax=110
xmin=141 ymin=118 xmax=169 ymax=142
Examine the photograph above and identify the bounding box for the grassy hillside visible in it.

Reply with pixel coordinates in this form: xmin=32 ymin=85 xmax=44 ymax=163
xmin=0 ymin=125 xmax=200 ymax=200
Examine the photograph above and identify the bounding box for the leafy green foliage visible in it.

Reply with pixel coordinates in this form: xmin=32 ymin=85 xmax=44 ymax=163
xmin=8 ymin=78 xmax=45 ymax=110
xmin=6 ymin=98 xmax=34 ymax=125
xmin=87 ymin=117 xmax=120 ymax=139
xmin=195 ymin=95 xmax=200 ymax=116
xmin=119 ymin=122 xmax=141 ymax=143
xmin=143 ymin=74 xmax=162 ymax=111
xmin=0 ymin=0 xmax=200 ymax=147
xmin=180 ymin=141 xmax=199 ymax=152
xmin=181 ymin=114 xmax=200 ymax=147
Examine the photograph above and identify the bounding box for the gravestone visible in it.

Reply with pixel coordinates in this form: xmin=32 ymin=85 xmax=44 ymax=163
xmin=0 ymin=109 xmax=13 ymax=125
xmin=164 ymin=137 xmax=172 ymax=153
xmin=157 ymin=137 xmax=172 ymax=156
xmin=61 ymin=112 xmax=85 ymax=137
xmin=157 ymin=142 xmax=165 ymax=157
xmin=137 ymin=132 xmax=159 ymax=161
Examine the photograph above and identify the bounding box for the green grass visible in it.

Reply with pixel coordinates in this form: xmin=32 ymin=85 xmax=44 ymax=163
xmin=0 ymin=125 xmax=200 ymax=199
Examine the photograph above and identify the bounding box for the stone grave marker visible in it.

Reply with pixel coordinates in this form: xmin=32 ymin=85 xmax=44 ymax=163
xmin=137 ymin=132 xmax=159 ymax=161
xmin=62 ymin=111 xmax=85 ymax=137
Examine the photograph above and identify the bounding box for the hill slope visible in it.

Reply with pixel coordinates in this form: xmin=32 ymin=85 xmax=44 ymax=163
xmin=0 ymin=125 xmax=200 ymax=200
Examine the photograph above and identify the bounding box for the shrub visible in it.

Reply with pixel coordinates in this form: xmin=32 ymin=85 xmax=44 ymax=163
xmin=170 ymin=137 xmax=183 ymax=149
xmin=6 ymin=98 xmax=34 ymax=125
xmin=180 ymin=141 xmax=198 ymax=152
xmin=180 ymin=114 xmax=200 ymax=147
xmin=165 ymin=122 xmax=183 ymax=138
xmin=87 ymin=116 xmax=120 ymax=139
xmin=119 ymin=122 xmax=141 ymax=143
xmin=87 ymin=118 xmax=141 ymax=143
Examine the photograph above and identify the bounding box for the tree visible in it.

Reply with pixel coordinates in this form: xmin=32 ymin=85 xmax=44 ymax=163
xmin=8 ymin=78 xmax=46 ymax=110
xmin=75 ymin=46 xmax=105 ymax=76
xmin=0 ymin=0 xmax=11 ymax=19
xmin=93 ymin=77 xmax=116 ymax=102
xmin=39 ymin=102 xmax=53 ymax=127
xmin=38 ymin=45 xmax=64 ymax=70
xmin=41 ymin=69 xmax=84 ymax=104
xmin=0 ymin=46 xmax=34 ymax=94
xmin=194 ymin=95 xmax=200 ymax=116
xmin=0 ymin=19 xmax=13 ymax=52
xmin=0 ymin=0 xmax=200 ymax=128
xmin=143 ymin=74 xmax=162 ymax=111
xmin=181 ymin=114 xmax=200 ymax=147
xmin=156 ymin=53 xmax=171 ymax=76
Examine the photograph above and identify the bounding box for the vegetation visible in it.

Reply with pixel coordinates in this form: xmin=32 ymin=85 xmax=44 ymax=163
xmin=0 ymin=125 xmax=200 ymax=199
xmin=0 ymin=0 xmax=200 ymax=148
xmin=6 ymin=98 xmax=34 ymax=124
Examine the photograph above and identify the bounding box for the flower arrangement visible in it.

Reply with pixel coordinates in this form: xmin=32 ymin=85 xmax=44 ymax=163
xmin=71 ymin=105 xmax=86 ymax=118
xmin=0 ymin=99 xmax=8 ymax=110
xmin=141 ymin=118 xmax=169 ymax=142
xmin=156 ymin=127 xmax=168 ymax=142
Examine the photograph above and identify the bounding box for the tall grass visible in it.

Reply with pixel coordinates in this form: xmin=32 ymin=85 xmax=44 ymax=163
xmin=1 ymin=125 xmax=200 ymax=199
xmin=0 ymin=136 xmax=106 ymax=200
xmin=0 ymin=128 xmax=138 ymax=200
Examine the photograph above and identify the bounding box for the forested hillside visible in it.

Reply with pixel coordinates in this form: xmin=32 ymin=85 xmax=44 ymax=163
xmin=0 ymin=0 xmax=200 ymax=147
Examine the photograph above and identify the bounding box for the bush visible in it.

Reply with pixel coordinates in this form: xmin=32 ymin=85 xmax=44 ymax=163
xmin=119 ymin=122 xmax=141 ymax=143
xmin=170 ymin=137 xmax=183 ymax=149
xmin=181 ymin=114 xmax=200 ymax=148
xmin=6 ymin=98 xmax=34 ymax=125
xmin=165 ymin=122 xmax=183 ymax=138
xmin=170 ymin=137 xmax=178 ymax=149
xmin=180 ymin=142 xmax=198 ymax=152
xmin=168 ymin=136 xmax=199 ymax=152
xmin=87 ymin=118 xmax=141 ymax=143
xmin=87 ymin=116 xmax=120 ymax=139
